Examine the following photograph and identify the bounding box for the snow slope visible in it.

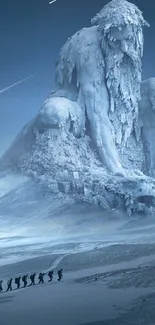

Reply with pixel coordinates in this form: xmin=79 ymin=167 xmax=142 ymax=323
xmin=1 ymin=171 xmax=155 ymax=268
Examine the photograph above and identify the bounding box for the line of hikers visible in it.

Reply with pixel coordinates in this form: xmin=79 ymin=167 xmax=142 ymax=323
xmin=0 ymin=269 xmax=63 ymax=293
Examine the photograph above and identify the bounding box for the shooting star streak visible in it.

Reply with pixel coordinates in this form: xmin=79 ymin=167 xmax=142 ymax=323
xmin=49 ymin=0 xmax=56 ymax=4
xmin=0 ymin=74 xmax=35 ymax=94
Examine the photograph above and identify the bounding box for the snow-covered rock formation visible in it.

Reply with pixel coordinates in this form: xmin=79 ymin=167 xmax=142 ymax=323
xmin=1 ymin=0 xmax=155 ymax=215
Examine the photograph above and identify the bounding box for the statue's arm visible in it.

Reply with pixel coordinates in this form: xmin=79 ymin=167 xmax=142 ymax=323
xmin=77 ymin=43 xmax=124 ymax=174
xmin=52 ymin=28 xmax=124 ymax=174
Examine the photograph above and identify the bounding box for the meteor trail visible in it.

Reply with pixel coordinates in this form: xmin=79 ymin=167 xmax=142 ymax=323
xmin=49 ymin=0 xmax=56 ymax=4
xmin=0 ymin=74 xmax=35 ymax=94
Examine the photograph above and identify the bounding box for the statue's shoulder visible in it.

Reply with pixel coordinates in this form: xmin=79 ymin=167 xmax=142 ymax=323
xmin=62 ymin=26 xmax=100 ymax=51
xmin=141 ymin=78 xmax=155 ymax=99
xmin=141 ymin=78 xmax=155 ymax=109
xmin=141 ymin=78 xmax=155 ymax=89
xmin=76 ymin=26 xmax=99 ymax=43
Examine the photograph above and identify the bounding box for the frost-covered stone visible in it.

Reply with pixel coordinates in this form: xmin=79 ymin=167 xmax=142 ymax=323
xmin=48 ymin=181 xmax=59 ymax=194
xmin=58 ymin=181 xmax=71 ymax=194
xmin=73 ymin=171 xmax=79 ymax=180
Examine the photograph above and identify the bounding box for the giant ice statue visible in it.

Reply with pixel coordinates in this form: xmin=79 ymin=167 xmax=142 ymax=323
xmin=1 ymin=0 xmax=155 ymax=214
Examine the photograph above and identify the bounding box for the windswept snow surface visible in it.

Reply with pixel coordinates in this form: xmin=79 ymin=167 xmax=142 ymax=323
xmin=0 ymin=172 xmax=28 ymax=199
xmin=1 ymin=172 xmax=155 ymax=267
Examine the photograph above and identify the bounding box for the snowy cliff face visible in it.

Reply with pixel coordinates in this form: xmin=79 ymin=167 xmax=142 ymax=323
xmin=1 ymin=0 xmax=155 ymax=215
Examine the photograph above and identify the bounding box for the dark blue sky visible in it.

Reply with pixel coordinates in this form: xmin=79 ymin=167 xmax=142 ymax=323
xmin=0 ymin=0 xmax=155 ymax=154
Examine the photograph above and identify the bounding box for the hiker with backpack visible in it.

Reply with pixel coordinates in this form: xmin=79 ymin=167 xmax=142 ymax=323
xmin=15 ymin=277 xmax=21 ymax=289
xmin=0 ymin=280 xmax=3 ymax=293
xmin=29 ymin=273 xmax=36 ymax=286
xmin=22 ymin=275 xmax=28 ymax=288
xmin=6 ymin=278 xmax=13 ymax=292
xmin=48 ymin=270 xmax=54 ymax=282
xmin=38 ymin=272 xmax=45 ymax=284
xmin=57 ymin=269 xmax=63 ymax=282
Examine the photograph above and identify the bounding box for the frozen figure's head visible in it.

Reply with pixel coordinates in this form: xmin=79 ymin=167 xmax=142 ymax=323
xmin=92 ymin=0 xmax=149 ymax=145
xmin=92 ymin=0 xmax=148 ymax=58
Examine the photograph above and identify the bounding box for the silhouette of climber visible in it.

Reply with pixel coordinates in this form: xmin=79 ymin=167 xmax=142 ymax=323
xmin=29 ymin=273 xmax=36 ymax=286
xmin=48 ymin=270 xmax=53 ymax=282
xmin=15 ymin=277 xmax=21 ymax=289
xmin=38 ymin=273 xmax=45 ymax=284
xmin=0 ymin=280 xmax=3 ymax=293
xmin=57 ymin=269 xmax=63 ymax=281
xmin=6 ymin=278 xmax=13 ymax=292
xmin=22 ymin=275 xmax=28 ymax=288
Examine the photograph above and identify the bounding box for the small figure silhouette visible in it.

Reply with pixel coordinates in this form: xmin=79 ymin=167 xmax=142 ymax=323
xmin=48 ymin=270 xmax=54 ymax=282
xmin=22 ymin=275 xmax=28 ymax=288
xmin=15 ymin=277 xmax=21 ymax=289
xmin=29 ymin=273 xmax=36 ymax=286
xmin=0 ymin=280 xmax=3 ymax=293
xmin=6 ymin=278 xmax=13 ymax=292
xmin=38 ymin=273 xmax=45 ymax=284
xmin=57 ymin=269 xmax=63 ymax=282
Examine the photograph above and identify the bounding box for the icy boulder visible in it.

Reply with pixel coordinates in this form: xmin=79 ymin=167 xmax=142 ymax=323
xmin=37 ymin=97 xmax=85 ymax=138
